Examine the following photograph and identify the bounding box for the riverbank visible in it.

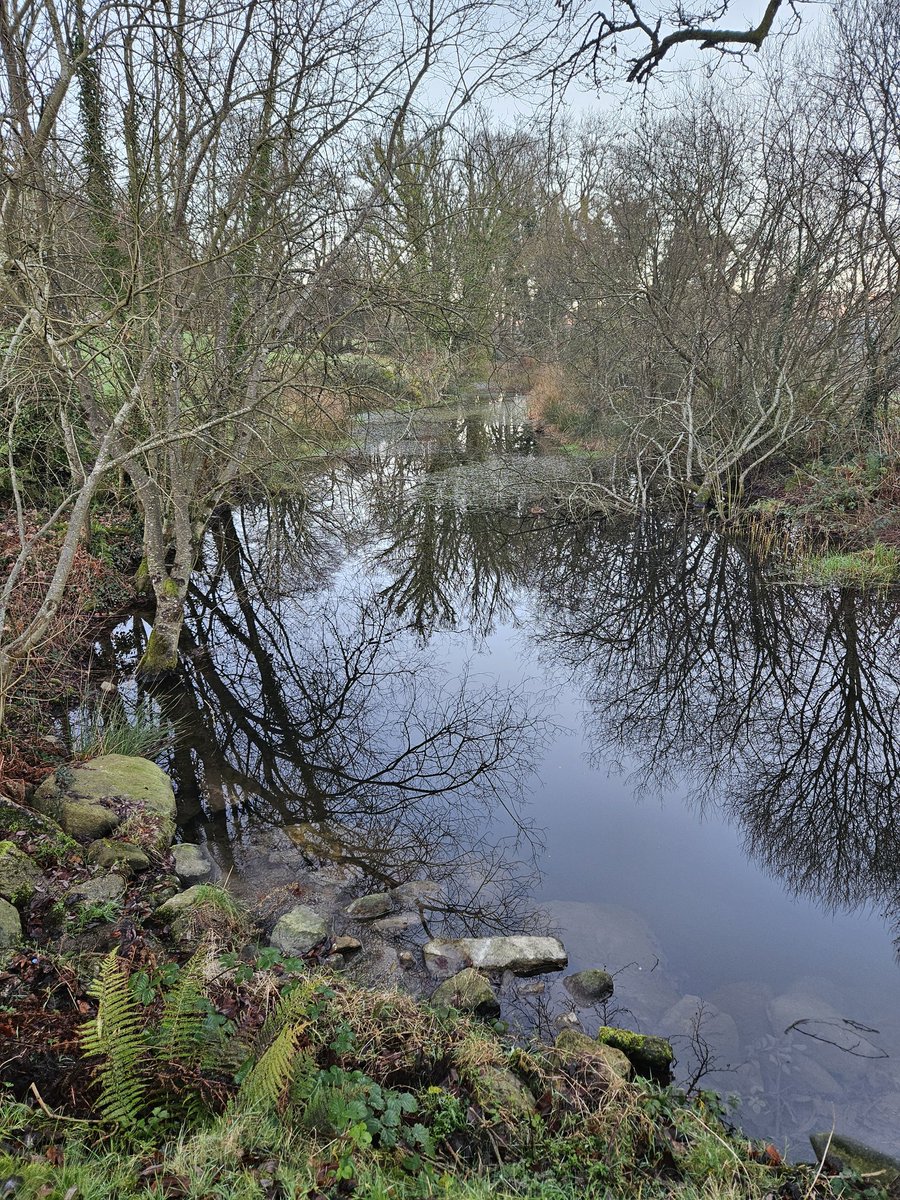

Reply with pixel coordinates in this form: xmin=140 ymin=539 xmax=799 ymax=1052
xmin=0 ymin=752 xmax=895 ymax=1199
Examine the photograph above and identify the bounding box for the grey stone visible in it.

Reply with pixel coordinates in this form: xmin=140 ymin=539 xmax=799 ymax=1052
xmin=398 ymin=950 xmax=416 ymax=968
xmin=346 ymin=892 xmax=392 ymax=919
xmin=423 ymin=935 xmax=568 ymax=977
xmin=172 ymin=843 xmax=215 ymax=885
xmin=86 ymin=839 xmax=150 ymax=872
xmin=0 ymin=841 xmax=43 ymax=902
xmin=596 ymin=1027 xmax=674 ymax=1082
xmin=333 ymin=935 xmax=363 ymax=956
xmin=0 ymin=897 xmax=22 ymax=948
xmin=71 ymin=872 xmax=126 ymax=904
xmin=270 ymin=904 xmax=328 ymax=955
xmin=563 ymin=968 xmax=614 ymax=1006
xmin=431 ymin=968 xmax=500 ymax=1017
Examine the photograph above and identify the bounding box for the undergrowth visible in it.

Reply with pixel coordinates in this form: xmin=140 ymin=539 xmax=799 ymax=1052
xmin=0 ymin=936 xmax=883 ymax=1200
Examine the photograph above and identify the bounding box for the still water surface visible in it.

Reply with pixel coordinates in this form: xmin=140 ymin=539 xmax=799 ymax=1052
xmin=108 ymin=397 xmax=900 ymax=1157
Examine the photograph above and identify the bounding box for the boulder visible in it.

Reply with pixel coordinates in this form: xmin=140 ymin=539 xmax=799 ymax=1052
xmin=172 ymin=843 xmax=216 ymax=885
xmin=554 ymin=1030 xmax=633 ymax=1079
xmin=473 ymin=1067 xmax=536 ymax=1120
xmin=596 ymin=1027 xmax=674 ymax=1083
xmin=431 ymin=968 xmax=500 ymax=1018
xmin=32 ymin=755 xmax=176 ymax=848
xmin=423 ymin=935 xmax=568 ymax=977
xmin=86 ymin=839 xmax=150 ymax=872
xmin=270 ymin=905 xmax=328 ymax=955
xmin=346 ymin=892 xmax=392 ymax=919
xmin=0 ymin=897 xmax=22 ymax=948
xmin=156 ymin=885 xmax=210 ymax=920
xmin=0 ymin=841 xmax=43 ymax=902
xmin=563 ymin=968 xmax=614 ymax=1006
xmin=155 ymin=884 xmax=245 ymax=943
xmin=0 ymin=796 xmax=64 ymax=840
xmin=809 ymin=1133 xmax=900 ymax=1185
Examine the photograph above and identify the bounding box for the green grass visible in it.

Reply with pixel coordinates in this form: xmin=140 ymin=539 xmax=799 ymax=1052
xmin=70 ymin=698 xmax=177 ymax=760
xmin=800 ymin=542 xmax=900 ymax=587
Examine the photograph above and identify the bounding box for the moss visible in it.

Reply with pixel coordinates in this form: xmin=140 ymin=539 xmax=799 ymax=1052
xmin=133 ymin=557 xmax=151 ymax=595
xmin=160 ymin=575 xmax=182 ymax=599
xmin=596 ymin=1027 xmax=674 ymax=1082
xmin=136 ymin=629 xmax=179 ymax=676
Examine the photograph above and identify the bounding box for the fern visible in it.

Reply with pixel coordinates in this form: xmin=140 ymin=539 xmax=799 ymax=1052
xmin=79 ymin=950 xmax=148 ymax=1129
xmin=155 ymin=945 xmax=210 ymax=1070
xmin=239 ymin=1022 xmax=307 ymax=1110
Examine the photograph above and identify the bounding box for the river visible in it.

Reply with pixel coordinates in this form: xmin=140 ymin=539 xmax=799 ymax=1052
xmin=98 ymin=395 xmax=900 ymax=1159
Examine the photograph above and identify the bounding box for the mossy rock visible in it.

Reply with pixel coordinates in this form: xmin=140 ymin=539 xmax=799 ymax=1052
xmin=810 ymin=1133 xmax=900 ymax=1187
xmin=563 ymin=968 xmax=614 ymax=1006
xmin=86 ymin=839 xmax=150 ymax=872
xmin=156 ymin=885 xmax=247 ymax=944
xmin=0 ymin=897 xmax=22 ymax=948
xmin=0 ymin=841 xmax=44 ymax=903
xmin=32 ymin=755 xmax=176 ymax=848
xmin=554 ymin=1029 xmax=633 ymax=1079
xmin=0 ymin=796 xmax=64 ymax=841
xmin=431 ymin=968 xmax=500 ymax=1018
xmin=596 ymin=1027 xmax=674 ymax=1082
xmin=473 ymin=1066 xmax=536 ymax=1121
xmin=270 ymin=904 xmax=328 ymax=955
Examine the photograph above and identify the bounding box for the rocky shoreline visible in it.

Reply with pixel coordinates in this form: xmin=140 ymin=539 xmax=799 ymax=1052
xmin=2 ymin=752 xmax=898 ymax=1196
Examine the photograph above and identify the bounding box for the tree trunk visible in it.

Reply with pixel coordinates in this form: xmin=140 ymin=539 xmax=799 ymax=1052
xmin=137 ymin=587 xmax=186 ymax=677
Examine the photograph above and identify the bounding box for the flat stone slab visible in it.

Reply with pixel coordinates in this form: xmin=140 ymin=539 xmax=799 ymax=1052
xmin=423 ymin=935 xmax=568 ymax=977
xmin=70 ymin=872 xmax=126 ymax=905
xmin=270 ymin=904 xmax=328 ymax=956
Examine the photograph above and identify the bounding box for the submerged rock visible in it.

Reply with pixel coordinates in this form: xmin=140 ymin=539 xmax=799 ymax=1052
xmin=596 ymin=1027 xmax=674 ymax=1083
xmin=0 ymin=841 xmax=43 ymax=902
xmin=563 ymin=968 xmax=614 ymax=1006
xmin=86 ymin=839 xmax=150 ymax=872
xmin=809 ymin=1133 xmax=900 ymax=1185
xmin=270 ymin=904 xmax=328 ymax=955
xmin=431 ymin=968 xmax=500 ymax=1018
xmin=389 ymin=880 xmax=443 ymax=908
xmin=423 ymin=935 xmax=568 ymax=977
xmin=346 ymin=892 xmax=392 ymax=919
xmin=172 ymin=842 xmax=216 ymax=885
xmin=0 ymin=897 xmax=22 ymax=948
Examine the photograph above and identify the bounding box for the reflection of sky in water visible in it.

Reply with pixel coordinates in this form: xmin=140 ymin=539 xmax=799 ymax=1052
xmin=95 ymin=398 xmax=900 ymax=1158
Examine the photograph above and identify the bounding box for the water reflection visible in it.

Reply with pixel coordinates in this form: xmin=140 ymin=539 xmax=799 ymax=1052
xmin=533 ymin=514 xmax=900 ymax=949
xmin=144 ymin=498 xmax=551 ymax=936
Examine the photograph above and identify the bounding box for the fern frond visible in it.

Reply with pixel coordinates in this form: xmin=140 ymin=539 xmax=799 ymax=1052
xmin=239 ymin=1022 xmax=307 ymax=1110
xmin=156 ymin=944 xmax=211 ymax=1069
xmin=79 ymin=950 xmax=148 ymax=1129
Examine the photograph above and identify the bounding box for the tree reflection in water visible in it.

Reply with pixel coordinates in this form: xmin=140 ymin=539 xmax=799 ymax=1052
xmin=148 ymin=498 xmax=550 ymax=937
xmin=534 ymin=512 xmax=900 ymax=951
